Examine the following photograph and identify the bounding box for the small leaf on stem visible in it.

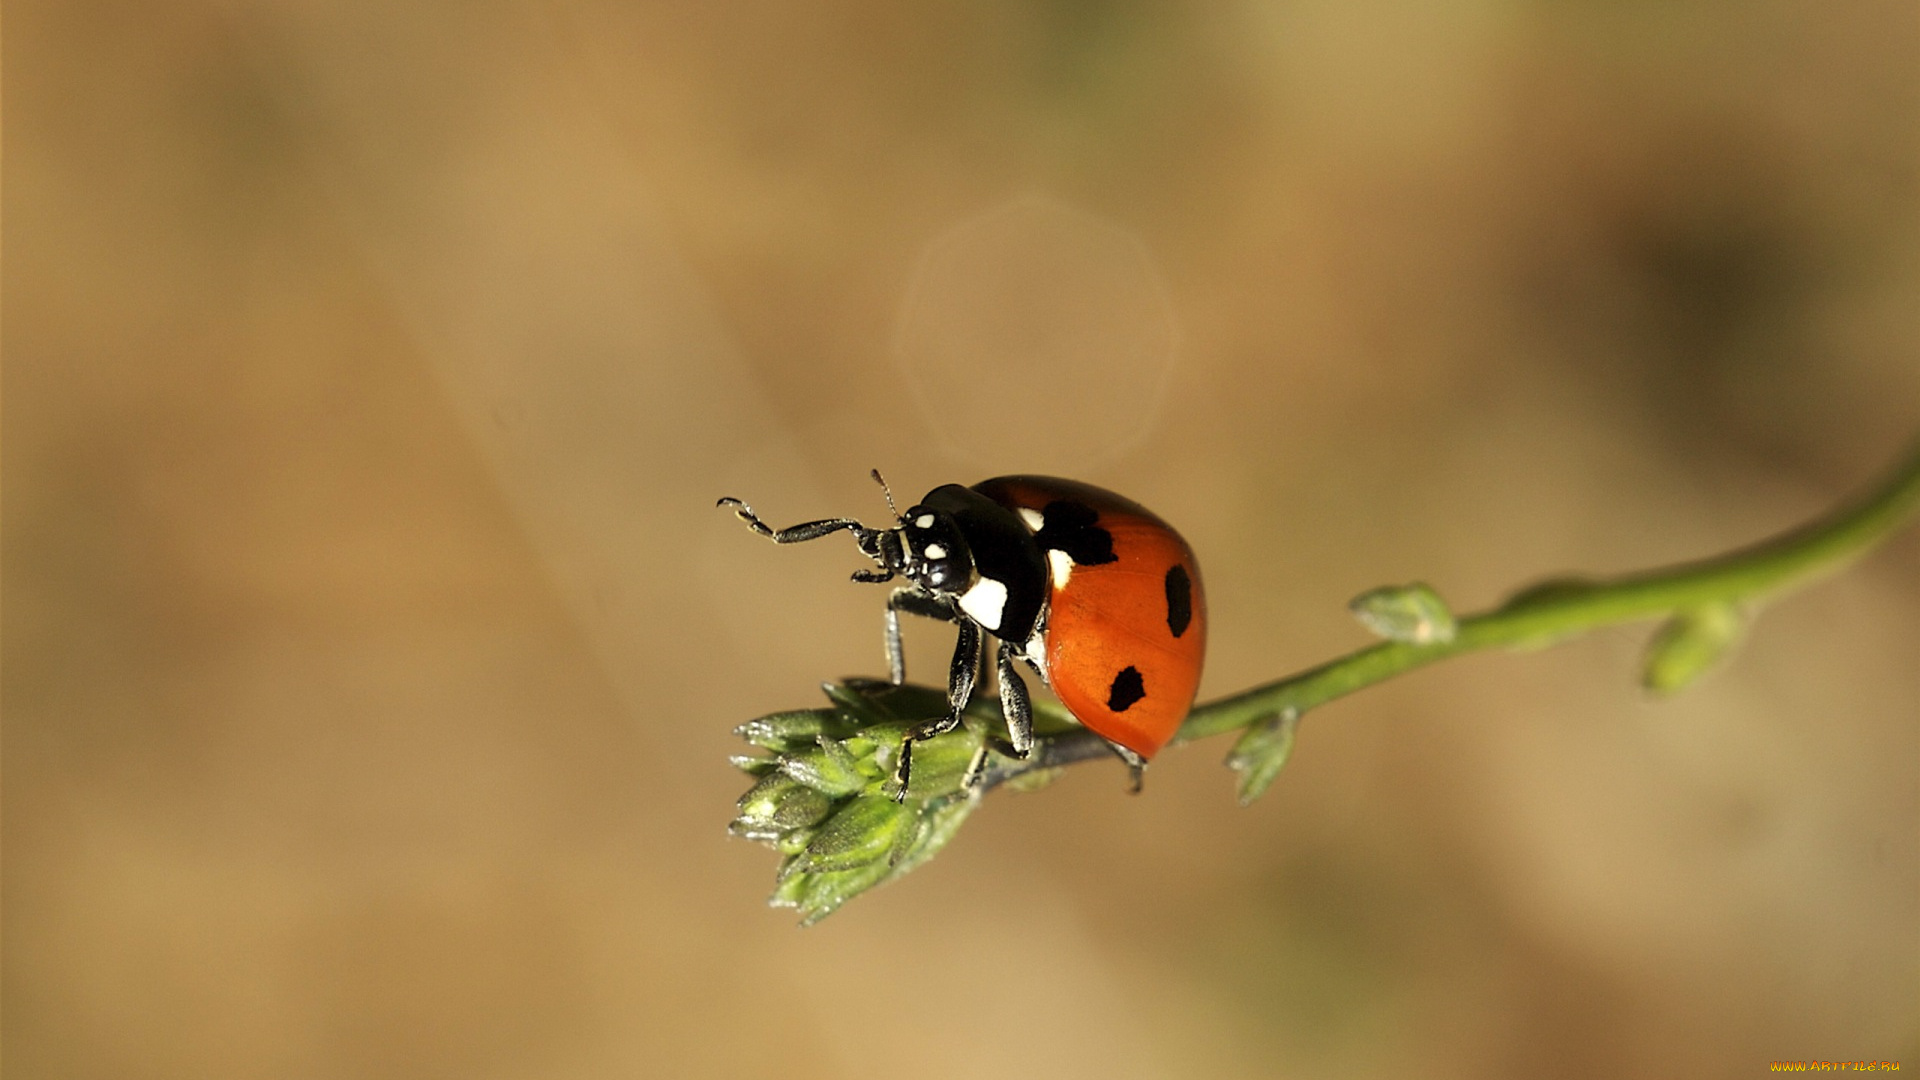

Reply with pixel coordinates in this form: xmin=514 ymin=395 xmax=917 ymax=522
xmin=1643 ymin=602 xmax=1745 ymax=695
xmin=1350 ymin=582 xmax=1457 ymax=644
xmin=1224 ymin=708 xmax=1302 ymax=806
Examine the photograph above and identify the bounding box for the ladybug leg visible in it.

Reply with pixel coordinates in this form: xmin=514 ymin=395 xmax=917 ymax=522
xmin=957 ymin=641 xmax=1034 ymax=792
xmin=941 ymin=618 xmax=982 ymax=730
xmin=716 ymin=498 xmax=866 ymax=545
xmin=961 ymin=746 xmax=991 ymax=791
xmin=884 ymin=606 xmax=903 ymax=685
xmin=1105 ymin=741 xmax=1148 ymax=794
xmin=994 ymin=640 xmax=1034 ymax=760
xmin=883 ymin=588 xmax=958 ymax=685
xmin=891 ymin=617 xmax=980 ymax=799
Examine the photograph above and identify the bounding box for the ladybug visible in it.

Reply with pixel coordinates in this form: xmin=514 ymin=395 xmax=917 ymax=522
xmin=719 ymin=473 xmax=1206 ymax=795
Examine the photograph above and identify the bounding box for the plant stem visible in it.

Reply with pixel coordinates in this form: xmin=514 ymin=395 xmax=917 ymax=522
xmin=991 ymin=439 xmax=1920 ymax=783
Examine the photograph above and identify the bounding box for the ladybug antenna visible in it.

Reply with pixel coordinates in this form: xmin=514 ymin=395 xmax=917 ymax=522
xmin=870 ymin=469 xmax=901 ymax=521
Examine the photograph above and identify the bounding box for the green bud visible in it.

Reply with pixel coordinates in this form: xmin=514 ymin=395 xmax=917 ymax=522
xmin=801 ymin=794 xmax=910 ymax=873
xmin=819 ymin=680 xmax=889 ymax=724
xmin=1350 ymin=582 xmax=1457 ymax=644
xmin=1225 ymin=708 xmax=1301 ymax=806
xmin=774 ymin=827 xmax=816 ymax=856
xmin=730 ymin=755 xmax=779 ymax=776
xmin=734 ymin=772 xmax=801 ymax=825
xmin=886 ymin=793 xmax=979 ymax=879
xmin=773 ymin=857 xmax=896 ymax=927
xmin=728 ymin=822 xmax=782 ymax=844
xmin=778 ymin=736 xmax=871 ymax=797
xmin=832 ymin=679 xmax=953 ymax=723
xmin=733 ymin=773 xmax=835 ymax=836
xmin=732 ymin=680 xmax=1043 ymax=924
xmin=1643 ymin=602 xmax=1745 ymax=695
xmin=735 ymin=709 xmax=845 ymax=751
xmin=770 ymin=856 xmax=809 ymax=905
xmin=885 ymin=723 xmax=986 ymax=800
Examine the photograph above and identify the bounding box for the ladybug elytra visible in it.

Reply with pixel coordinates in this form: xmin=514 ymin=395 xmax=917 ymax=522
xmin=719 ymin=473 xmax=1206 ymax=796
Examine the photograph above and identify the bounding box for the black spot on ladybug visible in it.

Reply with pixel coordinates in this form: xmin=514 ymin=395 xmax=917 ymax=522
xmin=1034 ymin=501 xmax=1117 ymax=566
xmin=1165 ymin=565 xmax=1192 ymax=637
xmin=1106 ymin=666 xmax=1146 ymax=712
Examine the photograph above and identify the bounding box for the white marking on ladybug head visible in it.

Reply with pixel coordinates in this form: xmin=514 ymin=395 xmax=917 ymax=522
xmin=1048 ymin=549 xmax=1074 ymax=590
xmin=923 ymin=543 xmax=947 ymax=560
xmin=1017 ymin=507 xmax=1045 ymax=532
xmin=958 ymin=577 xmax=1008 ymax=632
xmin=914 ymin=514 xmax=935 ymax=528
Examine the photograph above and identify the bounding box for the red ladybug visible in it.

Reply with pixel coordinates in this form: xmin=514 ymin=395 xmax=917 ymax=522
xmin=719 ymin=473 xmax=1206 ymax=795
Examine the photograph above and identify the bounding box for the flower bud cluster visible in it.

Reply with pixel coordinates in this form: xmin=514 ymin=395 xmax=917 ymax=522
xmin=730 ymin=680 xmax=989 ymax=925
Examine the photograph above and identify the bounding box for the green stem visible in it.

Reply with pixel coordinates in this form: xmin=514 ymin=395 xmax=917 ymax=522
xmin=1178 ymin=439 xmax=1920 ymax=743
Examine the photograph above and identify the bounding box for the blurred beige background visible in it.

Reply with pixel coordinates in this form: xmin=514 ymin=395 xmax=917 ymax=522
xmin=7 ymin=2 xmax=1918 ymax=1078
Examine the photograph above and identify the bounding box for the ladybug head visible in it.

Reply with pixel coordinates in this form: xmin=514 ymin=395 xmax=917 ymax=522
xmin=721 ymin=472 xmax=978 ymax=596
xmin=842 ymin=471 xmax=973 ymax=595
xmin=895 ymin=505 xmax=974 ymax=594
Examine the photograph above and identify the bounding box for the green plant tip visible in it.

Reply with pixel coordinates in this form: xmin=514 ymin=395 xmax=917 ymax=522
xmin=730 ymin=680 xmax=1007 ymax=924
